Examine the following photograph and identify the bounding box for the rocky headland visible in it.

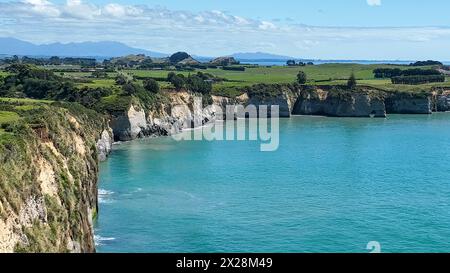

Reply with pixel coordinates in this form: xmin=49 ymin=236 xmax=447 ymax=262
xmin=1 ymin=83 xmax=448 ymax=253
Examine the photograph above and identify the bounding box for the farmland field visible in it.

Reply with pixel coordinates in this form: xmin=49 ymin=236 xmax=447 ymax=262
xmin=122 ymin=64 xmax=434 ymax=83
xmin=2 ymin=63 xmax=448 ymax=98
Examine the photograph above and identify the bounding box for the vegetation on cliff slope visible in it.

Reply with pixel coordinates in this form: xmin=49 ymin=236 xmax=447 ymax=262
xmin=0 ymin=99 xmax=107 ymax=252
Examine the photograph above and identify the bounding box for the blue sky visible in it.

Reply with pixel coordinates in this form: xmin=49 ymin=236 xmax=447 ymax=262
xmin=0 ymin=0 xmax=449 ymax=59
xmin=73 ymin=0 xmax=450 ymax=27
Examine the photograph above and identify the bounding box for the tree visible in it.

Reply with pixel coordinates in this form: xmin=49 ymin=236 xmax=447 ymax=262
xmin=167 ymin=72 xmax=176 ymax=82
xmin=168 ymin=73 xmax=185 ymax=90
xmin=92 ymin=71 xmax=108 ymax=78
xmin=347 ymin=73 xmax=357 ymax=89
xmin=49 ymin=56 xmax=61 ymax=65
xmin=287 ymin=60 xmax=296 ymax=66
xmin=122 ymin=82 xmax=137 ymax=95
xmin=410 ymin=60 xmax=443 ymax=67
xmin=186 ymin=74 xmax=212 ymax=94
xmin=143 ymin=78 xmax=160 ymax=93
xmin=139 ymin=58 xmax=154 ymax=69
xmin=115 ymin=74 xmax=128 ymax=85
xmin=297 ymin=71 xmax=307 ymax=84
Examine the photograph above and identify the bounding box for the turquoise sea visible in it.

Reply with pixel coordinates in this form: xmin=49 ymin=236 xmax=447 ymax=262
xmin=95 ymin=114 xmax=450 ymax=253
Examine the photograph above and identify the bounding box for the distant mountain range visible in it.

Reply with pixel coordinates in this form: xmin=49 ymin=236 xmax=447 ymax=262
xmin=0 ymin=37 xmax=168 ymax=58
xmin=0 ymin=37 xmax=297 ymax=61
xmin=230 ymin=52 xmax=294 ymax=60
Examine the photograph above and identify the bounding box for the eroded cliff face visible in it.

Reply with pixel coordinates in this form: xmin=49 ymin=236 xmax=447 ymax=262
xmin=247 ymin=90 xmax=298 ymax=117
xmin=110 ymin=91 xmax=220 ymax=141
xmin=292 ymin=88 xmax=387 ymax=117
xmin=109 ymin=87 xmax=435 ymax=142
xmin=436 ymin=91 xmax=450 ymax=112
xmin=385 ymin=93 xmax=432 ymax=114
xmin=110 ymin=104 xmax=147 ymax=141
xmin=0 ymin=104 xmax=110 ymax=253
xmin=96 ymin=128 xmax=114 ymax=162
xmin=233 ymin=85 xmax=432 ymax=118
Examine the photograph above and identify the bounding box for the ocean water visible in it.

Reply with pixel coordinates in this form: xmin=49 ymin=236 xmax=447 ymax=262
xmin=240 ymin=60 xmax=450 ymax=66
xmin=95 ymin=114 xmax=450 ymax=253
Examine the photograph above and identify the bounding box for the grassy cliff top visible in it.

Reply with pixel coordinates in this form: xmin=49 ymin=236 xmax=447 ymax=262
xmin=1 ymin=63 xmax=447 ymax=109
xmin=51 ymin=63 xmax=449 ymax=98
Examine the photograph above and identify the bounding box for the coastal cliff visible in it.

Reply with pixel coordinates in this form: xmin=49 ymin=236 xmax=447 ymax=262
xmin=246 ymin=85 xmax=298 ymax=117
xmin=292 ymin=87 xmax=386 ymax=117
xmin=0 ymin=102 xmax=110 ymax=252
xmin=108 ymin=85 xmax=436 ymax=141
xmin=236 ymin=84 xmax=431 ymax=118
xmin=436 ymin=91 xmax=450 ymax=112
xmin=110 ymin=91 xmax=218 ymax=141
xmin=385 ymin=92 xmax=432 ymax=114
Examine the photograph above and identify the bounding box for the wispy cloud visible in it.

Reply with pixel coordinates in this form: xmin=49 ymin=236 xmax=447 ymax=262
xmin=367 ymin=0 xmax=382 ymax=6
xmin=0 ymin=0 xmax=449 ymax=60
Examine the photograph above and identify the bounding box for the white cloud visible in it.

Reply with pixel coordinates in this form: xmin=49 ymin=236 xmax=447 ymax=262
xmin=259 ymin=21 xmax=276 ymax=30
xmin=21 ymin=0 xmax=61 ymax=17
xmin=367 ymin=0 xmax=382 ymax=6
xmin=102 ymin=3 xmax=143 ymax=18
xmin=62 ymin=0 xmax=100 ymax=19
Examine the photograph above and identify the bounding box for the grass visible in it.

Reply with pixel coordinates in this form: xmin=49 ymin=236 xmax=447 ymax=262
xmin=62 ymin=71 xmax=118 ymax=78
xmin=0 ymin=99 xmax=50 ymax=134
xmin=14 ymin=105 xmax=41 ymax=111
xmin=76 ymin=78 xmax=117 ymax=88
xmin=0 ymin=98 xmax=53 ymax=104
xmin=0 ymin=99 xmax=106 ymax=252
xmin=20 ymin=63 xmax=447 ymax=99
xmin=123 ymin=64 xmax=428 ymax=84
xmin=0 ymin=111 xmax=20 ymax=123
xmin=39 ymin=65 xmax=82 ymax=70
xmin=0 ymin=111 xmax=20 ymax=132
xmin=0 ymin=71 xmax=9 ymax=77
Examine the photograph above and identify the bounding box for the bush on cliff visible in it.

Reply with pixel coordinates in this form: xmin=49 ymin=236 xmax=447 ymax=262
xmin=143 ymin=78 xmax=160 ymax=94
xmin=297 ymin=71 xmax=307 ymax=84
xmin=167 ymin=72 xmax=185 ymax=90
xmin=0 ymin=101 xmax=106 ymax=252
xmin=186 ymin=74 xmax=212 ymax=94
xmin=347 ymin=73 xmax=357 ymax=89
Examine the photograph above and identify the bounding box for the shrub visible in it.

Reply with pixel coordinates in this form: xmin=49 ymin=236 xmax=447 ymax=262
xmin=347 ymin=73 xmax=357 ymax=89
xmin=143 ymin=78 xmax=160 ymax=94
xmin=115 ymin=74 xmax=128 ymax=85
xmin=297 ymin=71 xmax=307 ymax=84
xmin=222 ymin=66 xmax=245 ymax=71
xmin=186 ymin=75 xmax=212 ymax=94
xmin=167 ymin=73 xmax=185 ymax=90
xmin=91 ymin=71 xmax=108 ymax=78
xmin=122 ymin=82 xmax=139 ymax=95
